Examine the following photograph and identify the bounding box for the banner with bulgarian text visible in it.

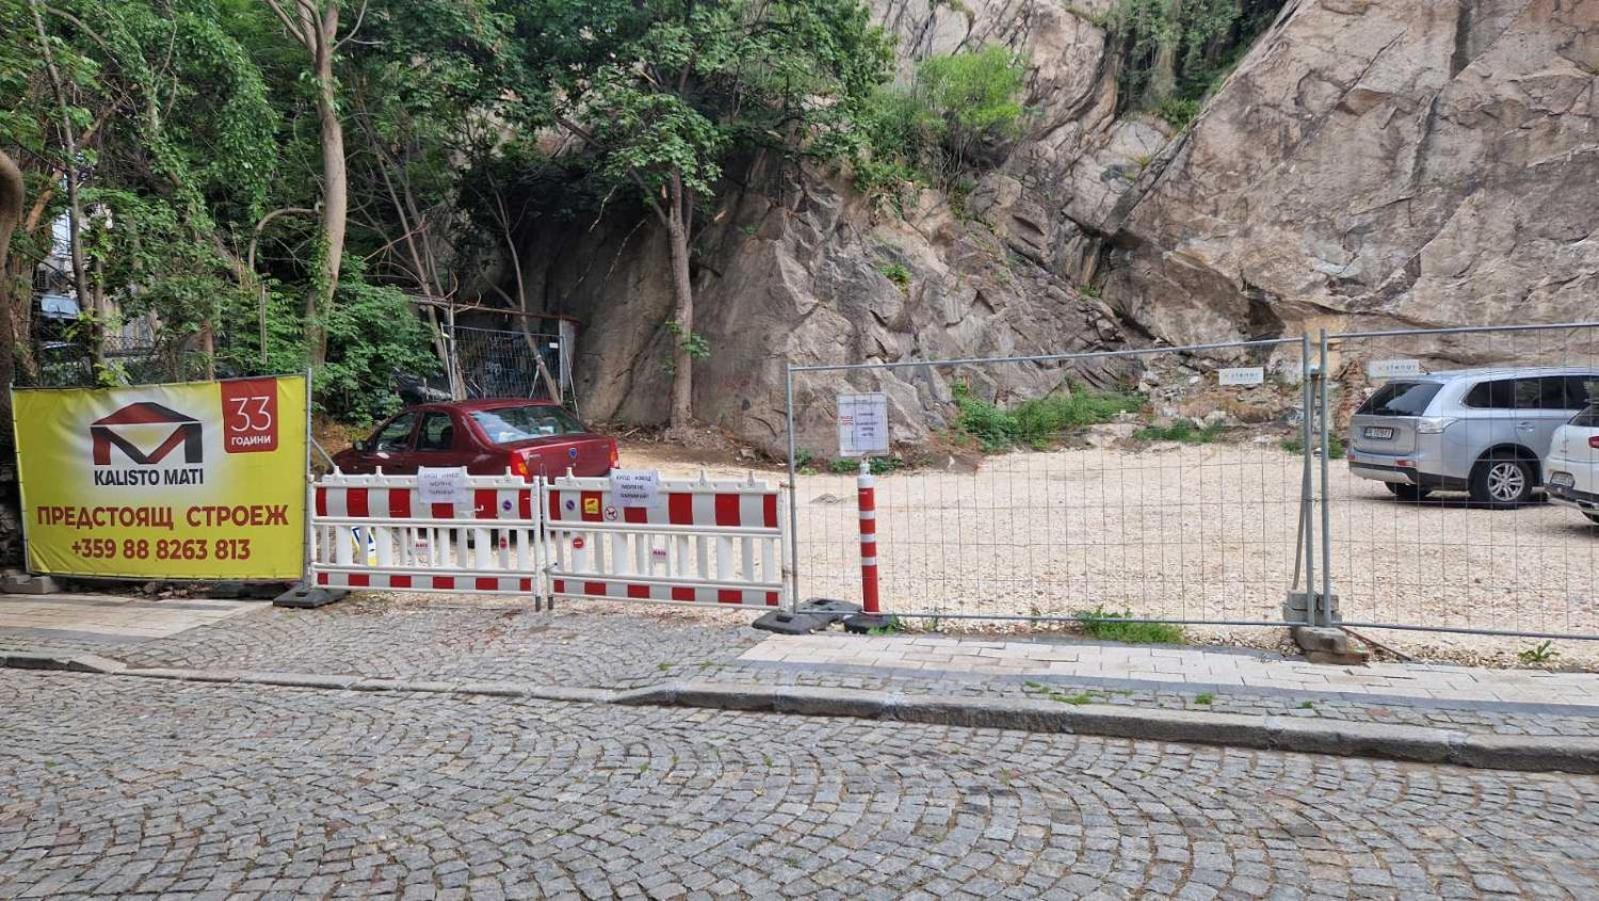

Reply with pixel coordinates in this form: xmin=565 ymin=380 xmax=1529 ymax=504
xmin=13 ymin=375 xmax=308 ymax=580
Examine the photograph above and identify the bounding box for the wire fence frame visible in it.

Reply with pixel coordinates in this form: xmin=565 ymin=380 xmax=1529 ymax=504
xmin=786 ymin=335 xmax=1314 ymax=630
xmin=784 ymin=322 xmax=1599 ymax=641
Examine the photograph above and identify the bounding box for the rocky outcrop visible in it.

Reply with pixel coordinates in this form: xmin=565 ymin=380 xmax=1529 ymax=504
xmin=522 ymin=158 xmax=1135 ymax=456
xmin=1104 ymin=0 xmax=1599 ymax=344
xmin=514 ymin=0 xmax=1599 ymax=455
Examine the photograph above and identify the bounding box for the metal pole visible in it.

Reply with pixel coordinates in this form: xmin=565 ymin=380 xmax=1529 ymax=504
xmin=1318 ymin=329 xmax=1334 ymax=625
xmin=784 ymin=364 xmax=801 ymax=605
xmin=1299 ymin=334 xmax=1315 ymax=610
xmin=302 ymin=368 xmax=315 ymax=590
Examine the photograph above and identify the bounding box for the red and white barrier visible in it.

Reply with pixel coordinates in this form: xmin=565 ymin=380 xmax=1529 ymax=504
xmin=309 ymin=471 xmax=543 ymax=595
xmin=856 ymin=461 xmax=880 ymax=614
xmin=544 ymin=472 xmax=787 ymax=607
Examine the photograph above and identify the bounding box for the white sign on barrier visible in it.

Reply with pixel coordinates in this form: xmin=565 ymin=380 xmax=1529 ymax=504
xmin=1218 ymin=366 xmax=1265 ymax=386
xmin=612 ymin=469 xmax=662 ymax=508
xmin=1368 ymin=359 xmax=1422 ymax=379
xmin=838 ymin=392 xmax=889 ymax=457
xmin=417 ymin=467 xmax=471 ymax=505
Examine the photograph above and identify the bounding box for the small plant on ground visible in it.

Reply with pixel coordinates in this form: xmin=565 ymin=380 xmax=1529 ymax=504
xmin=828 ymin=458 xmax=860 ymax=474
xmin=1193 ymin=692 xmax=1215 ymax=705
xmin=1134 ymin=419 xmax=1227 ymax=444
xmin=1299 ymin=700 xmax=1315 ymax=709
xmin=1074 ymin=607 xmax=1185 ymax=644
xmin=1518 ymin=641 xmax=1559 ymax=665
xmin=868 ymin=456 xmax=905 ymax=476
xmin=1280 ymin=435 xmax=1346 ymax=459
xmin=657 ymin=662 xmax=674 ymax=672
xmin=879 ymin=261 xmax=912 ymax=292
xmin=1051 ymin=691 xmax=1094 ymax=706
xmin=868 ymin=616 xmax=904 ymax=635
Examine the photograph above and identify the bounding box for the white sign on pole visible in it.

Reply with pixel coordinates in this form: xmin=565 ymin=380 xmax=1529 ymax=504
xmin=612 ymin=468 xmax=662 ymax=508
xmin=1368 ymin=359 xmax=1423 ymax=379
xmin=417 ymin=467 xmax=471 ymax=505
xmin=837 ymin=393 xmax=890 ymax=457
xmin=1217 ymin=366 xmax=1265 ymax=386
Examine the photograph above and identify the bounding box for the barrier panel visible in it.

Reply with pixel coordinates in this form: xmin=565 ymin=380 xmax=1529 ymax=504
xmin=544 ymin=473 xmax=787 ymax=608
xmin=307 ymin=470 xmax=789 ymax=609
xmin=310 ymin=471 xmax=544 ymax=595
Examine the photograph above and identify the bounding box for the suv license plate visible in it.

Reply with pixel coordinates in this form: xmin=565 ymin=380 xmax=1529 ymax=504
xmin=1363 ymin=426 xmax=1395 ymax=440
xmin=1551 ymin=471 xmax=1575 ymax=488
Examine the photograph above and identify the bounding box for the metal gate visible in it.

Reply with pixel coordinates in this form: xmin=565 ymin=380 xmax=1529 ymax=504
xmin=308 ymin=470 xmax=789 ymax=609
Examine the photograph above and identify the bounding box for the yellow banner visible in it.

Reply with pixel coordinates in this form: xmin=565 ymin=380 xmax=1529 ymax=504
xmin=13 ymin=376 xmax=308 ymax=580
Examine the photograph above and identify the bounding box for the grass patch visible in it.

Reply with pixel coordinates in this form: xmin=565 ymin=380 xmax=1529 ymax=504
xmin=879 ymin=261 xmax=912 ymax=292
xmin=1050 ymin=691 xmax=1094 ymax=706
xmin=1298 ymin=700 xmax=1315 ymax=709
xmin=868 ymin=615 xmax=904 ymax=635
xmin=1280 ymin=434 xmax=1346 ymax=459
xmin=1134 ymin=418 xmax=1227 ymax=444
xmin=1074 ymin=607 xmax=1185 ymax=644
xmin=953 ymin=383 xmax=1144 ymax=452
xmin=1518 ymin=641 xmax=1558 ymax=665
xmin=1193 ymin=692 xmax=1215 ymax=705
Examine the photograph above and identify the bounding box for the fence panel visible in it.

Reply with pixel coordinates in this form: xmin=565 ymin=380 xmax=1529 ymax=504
xmin=787 ymin=340 xmax=1316 ymax=627
xmin=310 ymin=471 xmax=545 ymax=595
xmin=544 ymin=472 xmax=788 ymax=608
xmin=1324 ymin=323 xmax=1599 ymax=640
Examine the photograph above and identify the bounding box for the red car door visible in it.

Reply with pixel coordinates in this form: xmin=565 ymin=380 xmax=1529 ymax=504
xmin=349 ymin=411 xmax=420 ymax=474
xmin=412 ymin=410 xmax=485 ymax=472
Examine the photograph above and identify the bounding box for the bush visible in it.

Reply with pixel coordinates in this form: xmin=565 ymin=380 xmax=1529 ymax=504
xmin=317 ymin=277 xmax=442 ymax=424
xmin=953 ymin=383 xmax=1144 ymax=451
xmin=1280 ymin=434 xmax=1346 ymax=459
xmin=1075 ymin=607 xmax=1185 ymax=644
xmin=1134 ymin=419 xmax=1227 ymax=444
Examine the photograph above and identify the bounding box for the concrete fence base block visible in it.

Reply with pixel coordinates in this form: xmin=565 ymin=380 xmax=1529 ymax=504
xmin=1 ymin=573 xmax=60 ymax=595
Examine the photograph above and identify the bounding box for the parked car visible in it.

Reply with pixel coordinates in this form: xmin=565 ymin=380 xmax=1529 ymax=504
xmin=332 ymin=399 xmax=618 ymax=479
xmin=1346 ymin=367 xmax=1599 ymax=505
xmin=1544 ymin=405 xmax=1599 ymax=524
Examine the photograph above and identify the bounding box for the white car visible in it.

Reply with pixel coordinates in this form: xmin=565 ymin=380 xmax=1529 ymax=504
xmin=1544 ymin=406 xmax=1599 ymax=524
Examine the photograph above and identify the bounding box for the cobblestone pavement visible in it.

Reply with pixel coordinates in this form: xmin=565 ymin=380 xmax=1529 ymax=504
xmin=37 ymin=598 xmax=761 ymax=690
xmin=4 ymin=671 xmax=1599 ymax=900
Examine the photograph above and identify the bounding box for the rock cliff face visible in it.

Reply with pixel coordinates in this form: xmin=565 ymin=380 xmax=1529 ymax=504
xmin=516 ymin=0 xmax=1599 ymax=455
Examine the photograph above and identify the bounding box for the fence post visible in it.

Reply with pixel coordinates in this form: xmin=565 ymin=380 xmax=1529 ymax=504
xmin=857 ymin=460 xmax=880 ymax=615
xmin=1317 ymin=328 xmax=1336 ymax=626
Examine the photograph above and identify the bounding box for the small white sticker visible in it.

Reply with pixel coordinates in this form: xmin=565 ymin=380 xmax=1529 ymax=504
xmin=1218 ymin=367 xmax=1265 ymax=386
xmin=1368 ymin=359 xmax=1422 ymax=379
xmin=417 ymin=466 xmax=471 ymax=505
xmin=612 ymin=469 xmax=662 ymax=509
xmin=838 ymin=393 xmax=890 ymax=458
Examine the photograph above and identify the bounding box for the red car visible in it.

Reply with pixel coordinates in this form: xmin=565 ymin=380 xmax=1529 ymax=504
xmin=332 ymin=399 xmax=618 ymax=479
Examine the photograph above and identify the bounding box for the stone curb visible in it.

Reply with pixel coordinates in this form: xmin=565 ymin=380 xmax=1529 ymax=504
xmin=636 ymin=681 xmax=1599 ymax=775
xmin=5 ymin=655 xmax=1597 ymax=774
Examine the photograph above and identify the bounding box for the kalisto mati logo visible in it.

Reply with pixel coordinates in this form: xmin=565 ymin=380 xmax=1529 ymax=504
xmin=90 ymin=402 xmax=206 ymax=487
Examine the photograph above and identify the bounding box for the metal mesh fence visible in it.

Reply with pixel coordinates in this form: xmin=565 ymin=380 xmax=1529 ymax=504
xmin=787 ymin=339 xmax=1316 ymax=627
xmin=1325 ymin=323 xmax=1599 ymax=640
xmin=437 ymin=326 xmax=563 ymax=401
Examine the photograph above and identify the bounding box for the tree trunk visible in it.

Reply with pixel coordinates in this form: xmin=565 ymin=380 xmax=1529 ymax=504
xmin=0 ymin=148 xmax=24 ymax=411
xmin=665 ymin=179 xmax=695 ymax=430
xmin=308 ymin=4 xmax=345 ymax=366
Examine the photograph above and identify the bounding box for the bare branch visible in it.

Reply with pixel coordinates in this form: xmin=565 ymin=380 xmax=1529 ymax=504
xmin=334 ymin=0 xmax=370 ymax=51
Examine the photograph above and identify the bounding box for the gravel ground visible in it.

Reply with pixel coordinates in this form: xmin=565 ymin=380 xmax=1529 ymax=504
xmin=623 ymin=443 xmax=1599 ymax=670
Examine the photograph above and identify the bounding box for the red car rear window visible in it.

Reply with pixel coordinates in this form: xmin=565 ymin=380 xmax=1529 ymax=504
xmin=471 ymin=406 xmax=587 ymax=444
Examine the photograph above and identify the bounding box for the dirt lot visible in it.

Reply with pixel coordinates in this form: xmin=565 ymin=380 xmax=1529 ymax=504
xmin=620 ymin=440 xmax=1599 ymax=670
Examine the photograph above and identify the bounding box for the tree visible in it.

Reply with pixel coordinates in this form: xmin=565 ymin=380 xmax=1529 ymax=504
xmin=507 ymin=0 xmax=891 ymax=429
xmin=0 ymin=148 xmax=23 ymax=415
xmin=259 ymin=0 xmax=350 ymax=365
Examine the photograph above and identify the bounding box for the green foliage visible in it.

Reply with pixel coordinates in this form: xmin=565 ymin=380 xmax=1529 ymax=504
xmin=828 ymin=457 xmax=860 ymax=474
xmin=1107 ymin=0 xmax=1285 ymax=127
xmin=1134 ymin=419 xmax=1227 ymax=444
xmin=879 ymin=261 xmax=912 ymax=291
xmin=1518 ymin=641 xmax=1559 ymax=665
xmin=665 ymin=321 xmax=712 ymax=360
xmin=867 ymin=615 xmax=903 ymax=635
xmin=853 ymin=44 xmax=1026 ymax=200
xmin=953 ymin=383 xmax=1144 ymax=452
xmin=1193 ymin=692 xmax=1215 ymax=705
xmin=1074 ymin=607 xmax=1186 ymax=644
xmin=316 ymin=272 xmax=441 ymax=424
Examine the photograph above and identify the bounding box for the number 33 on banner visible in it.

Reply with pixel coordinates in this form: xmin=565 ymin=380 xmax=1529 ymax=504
xmin=220 ymin=379 xmax=279 ymax=454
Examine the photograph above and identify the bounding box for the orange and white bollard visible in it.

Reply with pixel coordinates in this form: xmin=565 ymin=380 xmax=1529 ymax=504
xmin=857 ymin=460 xmax=880 ymax=614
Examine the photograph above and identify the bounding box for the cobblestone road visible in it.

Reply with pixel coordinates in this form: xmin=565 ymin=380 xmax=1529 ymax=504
xmin=4 ymin=671 xmax=1599 ymax=900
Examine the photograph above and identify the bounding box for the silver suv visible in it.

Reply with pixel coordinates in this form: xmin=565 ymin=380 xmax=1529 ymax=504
xmin=1346 ymin=367 xmax=1599 ymax=505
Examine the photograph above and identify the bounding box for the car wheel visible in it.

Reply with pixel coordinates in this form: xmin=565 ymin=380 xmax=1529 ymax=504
xmin=1385 ymin=483 xmax=1432 ymax=501
xmin=1470 ymin=456 xmax=1534 ymax=506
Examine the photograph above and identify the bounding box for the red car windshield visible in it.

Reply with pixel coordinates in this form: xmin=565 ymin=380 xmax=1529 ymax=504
xmin=470 ymin=405 xmax=587 ymax=445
